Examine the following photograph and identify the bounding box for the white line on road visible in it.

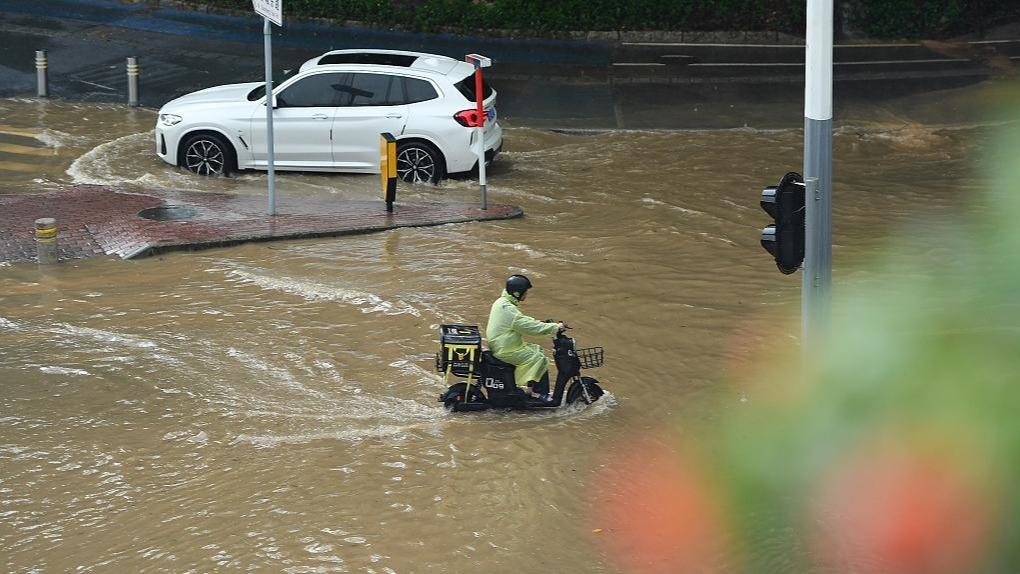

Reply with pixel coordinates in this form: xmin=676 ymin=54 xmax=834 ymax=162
xmin=74 ymin=79 xmax=115 ymax=91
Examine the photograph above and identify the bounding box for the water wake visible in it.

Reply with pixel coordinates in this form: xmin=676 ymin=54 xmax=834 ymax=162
xmin=211 ymin=262 xmax=423 ymax=317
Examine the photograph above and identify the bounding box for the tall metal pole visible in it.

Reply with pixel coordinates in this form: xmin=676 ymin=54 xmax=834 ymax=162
xmin=264 ymin=17 xmax=277 ymax=216
xmin=803 ymin=0 xmax=833 ymax=350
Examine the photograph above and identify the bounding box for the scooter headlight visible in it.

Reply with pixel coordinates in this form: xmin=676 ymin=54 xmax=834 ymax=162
xmin=159 ymin=113 xmax=182 ymax=127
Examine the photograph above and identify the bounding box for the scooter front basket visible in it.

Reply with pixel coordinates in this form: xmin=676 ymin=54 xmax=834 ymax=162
xmin=576 ymin=347 xmax=604 ymax=369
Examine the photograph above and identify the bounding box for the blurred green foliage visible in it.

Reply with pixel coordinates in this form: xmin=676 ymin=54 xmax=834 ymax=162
xmin=181 ymin=0 xmax=1018 ymax=38
xmin=701 ymin=93 xmax=1020 ymax=571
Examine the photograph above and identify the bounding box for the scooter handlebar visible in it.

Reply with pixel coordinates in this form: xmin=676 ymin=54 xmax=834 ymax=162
xmin=544 ymin=319 xmax=571 ymax=332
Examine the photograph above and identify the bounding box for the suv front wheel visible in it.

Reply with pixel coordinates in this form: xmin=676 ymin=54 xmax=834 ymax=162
xmin=396 ymin=141 xmax=445 ymax=185
xmin=180 ymin=133 xmax=236 ymax=176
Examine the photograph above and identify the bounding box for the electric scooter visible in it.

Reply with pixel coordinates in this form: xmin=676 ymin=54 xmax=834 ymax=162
xmin=435 ymin=324 xmax=606 ymax=412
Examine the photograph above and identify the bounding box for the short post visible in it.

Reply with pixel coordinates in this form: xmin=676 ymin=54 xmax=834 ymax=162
xmin=35 ymin=218 xmax=58 ymax=265
xmin=36 ymin=50 xmax=48 ymax=98
xmin=126 ymin=57 xmax=140 ymax=107
xmin=380 ymin=133 xmax=397 ymax=213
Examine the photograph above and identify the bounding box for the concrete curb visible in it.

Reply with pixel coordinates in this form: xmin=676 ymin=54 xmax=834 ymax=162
xmin=0 ymin=186 xmax=524 ymax=264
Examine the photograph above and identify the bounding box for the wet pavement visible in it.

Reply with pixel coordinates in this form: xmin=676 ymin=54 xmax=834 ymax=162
xmin=0 ymin=110 xmax=996 ymax=573
xmin=0 ymin=185 xmax=521 ymax=262
xmin=0 ymin=3 xmax=1018 ymax=574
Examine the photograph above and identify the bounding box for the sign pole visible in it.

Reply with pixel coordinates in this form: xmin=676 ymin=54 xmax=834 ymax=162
xmin=264 ymin=16 xmax=276 ymax=216
xmin=465 ymin=54 xmax=491 ymax=210
xmin=803 ymin=0 xmax=833 ymax=351
xmin=473 ymin=62 xmax=486 ymax=210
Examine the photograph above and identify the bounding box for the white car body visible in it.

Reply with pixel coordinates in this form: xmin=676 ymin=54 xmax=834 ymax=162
xmin=155 ymin=49 xmax=502 ymax=180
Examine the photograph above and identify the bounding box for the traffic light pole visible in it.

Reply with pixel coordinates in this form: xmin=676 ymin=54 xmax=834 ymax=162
xmin=802 ymin=0 xmax=833 ymax=350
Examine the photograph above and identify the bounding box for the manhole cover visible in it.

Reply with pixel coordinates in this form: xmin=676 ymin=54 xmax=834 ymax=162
xmin=138 ymin=205 xmax=197 ymax=221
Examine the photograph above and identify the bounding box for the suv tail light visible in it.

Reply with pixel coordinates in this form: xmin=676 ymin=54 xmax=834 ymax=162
xmin=454 ymin=109 xmax=483 ymax=128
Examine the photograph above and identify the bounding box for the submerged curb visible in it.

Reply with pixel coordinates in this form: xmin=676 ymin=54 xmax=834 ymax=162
xmin=0 ymin=186 xmax=523 ymax=263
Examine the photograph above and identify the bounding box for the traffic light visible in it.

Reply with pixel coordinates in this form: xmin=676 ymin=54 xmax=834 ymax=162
xmin=760 ymin=172 xmax=805 ymax=274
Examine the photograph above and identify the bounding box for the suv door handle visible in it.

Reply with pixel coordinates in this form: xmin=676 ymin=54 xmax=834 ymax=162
xmin=385 ymin=113 xmax=403 ymax=119
xmin=312 ymin=113 xmax=329 ymax=120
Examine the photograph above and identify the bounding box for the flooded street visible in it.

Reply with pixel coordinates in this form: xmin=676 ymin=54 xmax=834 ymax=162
xmin=0 ymin=90 xmax=995 ymax=573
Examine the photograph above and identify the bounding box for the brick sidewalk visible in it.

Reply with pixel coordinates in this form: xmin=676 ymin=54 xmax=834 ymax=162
xmin=0 ymin=186 xmax=523 ymax=263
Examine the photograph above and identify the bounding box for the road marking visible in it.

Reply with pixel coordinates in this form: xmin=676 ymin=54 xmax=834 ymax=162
xmin=0 ymin=125 xmax=42 ymax=138
xmin=75 ymin=79 xmax=115 ymax=91
xmin=970 ymin=39 xmax=1020 ymax=45
xmin=624 ymin=42 xmax=804 ymax=48
xmin=688 ymin=58 xmax=970 ymax=67
xmin=834 ymin=58 xmax=970 ymax=65
xmin=623 ymin=41 xmax=954 ymax=49
xmin=0 ymin=160 xmax=41 ymax=173
xmin=689 ymin=62 xmax=801 ymax=67
xmin=0 ymin=142 xmax=54 ymax=156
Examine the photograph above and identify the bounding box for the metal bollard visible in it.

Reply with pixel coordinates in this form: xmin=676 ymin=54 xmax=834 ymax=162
xmin=36 ymin=50 xmax=48 ymax=98
xmin=35 ymin=218 xmax=58 ymax=265
xmin=127 ymin=57 xmax=139 ymax=107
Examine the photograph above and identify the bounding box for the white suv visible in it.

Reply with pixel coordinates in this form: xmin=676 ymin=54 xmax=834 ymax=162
xmin=155 ymin=49 xmax=502 ymax=184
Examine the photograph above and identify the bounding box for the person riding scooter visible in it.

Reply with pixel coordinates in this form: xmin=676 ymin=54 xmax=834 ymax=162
xmin=486 ymin=274 xmax=566 ymax=404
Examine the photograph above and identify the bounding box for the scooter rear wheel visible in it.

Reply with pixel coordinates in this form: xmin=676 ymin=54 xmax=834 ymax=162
xmin=442 ymin=383 xmax=485 ymax=411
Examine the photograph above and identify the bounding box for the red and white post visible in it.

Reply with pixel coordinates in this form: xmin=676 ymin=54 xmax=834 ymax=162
xmin=465 ymin=54 xmax=491 ymax=210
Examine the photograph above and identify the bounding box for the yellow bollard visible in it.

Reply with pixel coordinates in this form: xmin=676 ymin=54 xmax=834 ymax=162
xmin=34 ymin=217 xmax=58 ymax=265
xmin=380 ymin=133 xmax=397 ymax=213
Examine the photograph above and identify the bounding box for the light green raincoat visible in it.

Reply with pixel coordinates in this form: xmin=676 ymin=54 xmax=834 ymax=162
xmin=486 ymin=290 xmax=560 ymax=388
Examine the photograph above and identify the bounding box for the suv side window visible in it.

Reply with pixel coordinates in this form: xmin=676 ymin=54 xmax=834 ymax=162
xmin=348 ymin=73 xmax=397 ymax=107
xmin=404 ymin=77 xmax=438 ymax=104
xmin=276 ymin=73 xmax=349 ymax=107
xmin=336 ymin=73 xmax=441 ymax=106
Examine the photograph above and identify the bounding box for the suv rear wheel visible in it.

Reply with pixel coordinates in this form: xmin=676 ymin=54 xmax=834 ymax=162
xmin=397 ymin=141 xmax=445 ymax=184
xmin=181 ymin=133 xmax=236 ymax=176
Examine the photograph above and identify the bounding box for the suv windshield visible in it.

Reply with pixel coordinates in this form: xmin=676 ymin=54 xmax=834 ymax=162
xmin=247 ymin=69 xmax=298 ymax=101
xmin=453 ymin=76 xmax=494 ymax=103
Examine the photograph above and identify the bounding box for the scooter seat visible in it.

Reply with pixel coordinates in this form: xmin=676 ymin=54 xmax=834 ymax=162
xmin=481 ymin=350 xmax=516 ymax=369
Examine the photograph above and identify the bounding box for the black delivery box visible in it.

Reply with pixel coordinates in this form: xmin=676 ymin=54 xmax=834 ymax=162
xmin=438 ymin=324 xmax=482 ymax=377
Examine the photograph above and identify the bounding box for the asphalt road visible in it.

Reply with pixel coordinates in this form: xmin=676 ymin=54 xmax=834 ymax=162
xmin=1 ymin=0 xmax=1016 ymax=128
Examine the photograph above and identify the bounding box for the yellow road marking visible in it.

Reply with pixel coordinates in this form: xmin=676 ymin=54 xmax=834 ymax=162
xmin=0 ymin=142 xmax=54 ymax=156
xmin=0 ymin=160 xmax=42 ymax=173
xmin=0 ymin=125 xmax=42 ymax=138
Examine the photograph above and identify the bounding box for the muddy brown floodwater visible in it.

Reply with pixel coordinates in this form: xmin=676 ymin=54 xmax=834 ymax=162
xmin=0 ymin=86 xmax=999 ymax=573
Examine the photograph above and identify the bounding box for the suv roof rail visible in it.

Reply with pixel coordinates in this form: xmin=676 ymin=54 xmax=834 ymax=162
xmin=299 ymin=49 xmax=472 ymax=77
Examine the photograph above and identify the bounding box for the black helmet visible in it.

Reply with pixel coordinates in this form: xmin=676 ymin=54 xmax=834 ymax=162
xmin=505 ymin=274 xmax=532 ymax=299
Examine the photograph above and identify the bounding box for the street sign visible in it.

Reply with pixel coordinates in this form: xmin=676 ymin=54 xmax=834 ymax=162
xmin=252 ymin=0 xmax=282 ymax=26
